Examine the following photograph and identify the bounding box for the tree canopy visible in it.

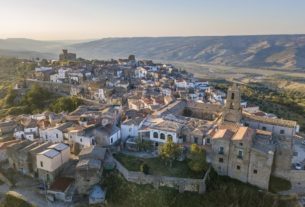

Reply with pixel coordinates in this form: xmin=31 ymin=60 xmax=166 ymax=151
xmin=159 ymin=139 xmax=182 ymax=167
xmin=188 ymin=144 xmax=208 ymax=173
xmin=50 ymin=96 xmax=83 ymax=113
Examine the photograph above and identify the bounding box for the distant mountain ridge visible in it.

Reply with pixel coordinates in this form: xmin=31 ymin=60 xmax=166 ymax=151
xmin=71 ymin=35 xmax=305 ymax=69
xmin=0 ymin=35 xmax=305 ymax=69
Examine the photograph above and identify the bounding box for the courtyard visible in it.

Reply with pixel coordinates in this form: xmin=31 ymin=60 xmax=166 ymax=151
xmin=113 ymin=153 xmax=205 ymax=179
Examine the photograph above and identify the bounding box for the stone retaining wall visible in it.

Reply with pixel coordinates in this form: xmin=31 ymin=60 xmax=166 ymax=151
xmin=113 ymin=157 xmax=209 ymax=194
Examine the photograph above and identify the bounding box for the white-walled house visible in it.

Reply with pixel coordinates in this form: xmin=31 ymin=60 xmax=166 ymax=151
xmin=14 ymin=119 xmax=39 ymax=141
xmin=94 ymin=125 xmax=121 ymax=146
xmin=97 ymin=89 xmax=106 ymax=101
xmin=40 ymin=122 xmax=72 ymax=143
xmin=58 ymin=68 xmax=71 ymax=79
xmin=67 ymin=127 xmax=96 ymax=148
xmin=175 ymin=79 xmax=188 ymax=88
xmin=161 ymin=88 xmax=172 ymax=96
xmin=135 ymin=67 xmax=147 ymax=78
xmin=36 ymin=143 xmax=70 ymax=183
xmin=50 ymin=74 xmax=62 ymax=83
xmin=121 ymin=117 xmax=145 ymax=141
xmin=138 ymin=118 xmax=183 ymax=144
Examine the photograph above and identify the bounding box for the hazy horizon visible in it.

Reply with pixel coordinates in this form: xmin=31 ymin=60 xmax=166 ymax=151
xmin=0 ymin=0 xmax=305 ymax=40
xmin=2 ymin=33 xmax=305 ymax=42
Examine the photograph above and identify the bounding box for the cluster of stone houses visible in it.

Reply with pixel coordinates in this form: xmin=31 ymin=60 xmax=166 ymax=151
xmin=1 ymin=52 xmax=304 ymax=204
xmin=30 ymin=53 xmax=225 ymax=107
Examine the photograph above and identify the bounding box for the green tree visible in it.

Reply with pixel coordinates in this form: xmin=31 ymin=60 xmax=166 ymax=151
xmin=188 ymin=144 xmax=208 ymax=173
xmin=4 ymin=87 xmax=18 ymax=107
xmin=21 ymin=84 xmax=51 ymax=110
xmin=51 ymin=96 xmax=83 ymax=113
xmin=159 ymin=139 xmax=181 ymax=167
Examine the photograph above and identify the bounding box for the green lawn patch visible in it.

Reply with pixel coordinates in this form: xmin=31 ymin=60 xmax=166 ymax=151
xmin=114 ymin=153 xmax=203 ymax=179
xmin=269 ymin=175 xmax=292 ymax=193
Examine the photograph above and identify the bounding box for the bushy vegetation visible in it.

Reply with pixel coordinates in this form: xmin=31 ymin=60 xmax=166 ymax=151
xmin=140 ymin=163 xmax=149 ymax=174
xmin=0 ymin=191 xmax=34 ymax=207
xmin=0 ymin=84 xmax=55 ymax=115
xmin=50 ymin=96 xmax=83 ymax=113
xmin=159 ymin=139 xmax=182 ymax=167
xmin=0 ymin=84 xmax=83 ymax=117
xmin=188 ymin=144 xmax=209 ymax=173
xmin=101 ymin=170 xmax=299 ymax=207
xmin=0 ymin=57 xmax=36 ymax=81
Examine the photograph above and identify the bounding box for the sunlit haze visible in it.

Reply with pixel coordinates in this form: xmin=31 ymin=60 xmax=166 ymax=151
xmin=0 ymin=0 xmax=305 ymax=40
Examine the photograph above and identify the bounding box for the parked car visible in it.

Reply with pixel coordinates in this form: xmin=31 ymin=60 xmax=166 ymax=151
xmin=295 ymin=163 xmax=302 ymax=170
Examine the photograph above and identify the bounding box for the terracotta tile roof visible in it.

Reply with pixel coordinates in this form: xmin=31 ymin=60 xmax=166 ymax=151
xmin=232 ymin=127 xmax=255 ymax=141
xmin=49 ymin=177 xmax=74 ymax=192
xmin=212 ymin=129 xmax=234 ymax=140
xmin=243 ymin=112 xmax=297 ymax=128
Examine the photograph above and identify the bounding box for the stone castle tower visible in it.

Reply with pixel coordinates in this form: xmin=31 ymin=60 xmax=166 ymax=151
xmin=222 ymin=83 xmax=242 ymax=123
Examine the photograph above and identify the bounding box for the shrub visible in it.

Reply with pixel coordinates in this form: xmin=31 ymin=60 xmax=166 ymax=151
xmin=140 ymin=163 xmax=149 ymax=174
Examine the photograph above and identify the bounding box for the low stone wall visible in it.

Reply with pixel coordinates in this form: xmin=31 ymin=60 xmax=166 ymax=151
xmin=288 ymin=170 xmax=305 ymax=183
xmin=113 ymin=157 xmax=209 ymax=194
xmin=26 ymin=79 xmax=71 ymax=95
xmin=0 ymin=171 xmax=13 ymax=187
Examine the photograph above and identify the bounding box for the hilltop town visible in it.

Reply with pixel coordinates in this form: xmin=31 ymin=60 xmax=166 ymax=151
xmin=0 ymin=50 xmax=303 ymax=206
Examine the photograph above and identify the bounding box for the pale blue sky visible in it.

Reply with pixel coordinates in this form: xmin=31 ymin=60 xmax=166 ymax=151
xmin=0 ymin=0 xmax=304 ymax=40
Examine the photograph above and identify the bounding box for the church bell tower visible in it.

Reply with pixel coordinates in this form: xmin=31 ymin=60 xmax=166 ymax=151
xmin=222 ymin=83 xmax=242 ymax=123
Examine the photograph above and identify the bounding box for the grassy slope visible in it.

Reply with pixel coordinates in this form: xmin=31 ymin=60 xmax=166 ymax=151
xmin=269 ymin=176 xmax=292 ymax=193
xmin=101 ymin=171 xmax=299 ymax=207
xmin=0 ymin=191 xmax=34 ymax=207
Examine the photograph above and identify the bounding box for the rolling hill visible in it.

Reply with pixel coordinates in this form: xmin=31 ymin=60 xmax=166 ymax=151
xmin=0 ymin=35 xmax=305 ymax=69
xmin=71 ymin=35 xmax=305 ymax=69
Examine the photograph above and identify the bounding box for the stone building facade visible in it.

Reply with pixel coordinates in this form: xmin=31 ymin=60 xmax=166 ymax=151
xmin=210 ymin=83 xmax=296 ymax=190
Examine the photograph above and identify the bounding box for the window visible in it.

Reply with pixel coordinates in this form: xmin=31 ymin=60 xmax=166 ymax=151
xmin=253 ymin=169 xmax=258 ymax=174
xmin=153 ymin=132 xmax=158 ymax=139
xmin=206 ymin=138 xmax=211 ymax=144
xmin=237 ymin=150 xmax=243 ymax=159
xmin=160 ymin=133 xmax=165 ymax=140
xmin=194 ymin=137 xmax=198 ymax=144
xmin=129 ymin=128 xmax=132 ymax=132
xmin=56 ymin=134 xmax=58 ymax=138
xmin=40 ymin=161 xmax=43 ymax=167
xmin=80 ymin=138 xmax=83 ymax=143
xmin=111 ymin=138 xmax=113 ymax=144
xmin=244 ymin=123 xmax=249 ymax=127
xmin=231 ymin=93 xmax=235 ymax=100
xmin=239 ymin=142 xmax=243 ymax=146
xmin=219 ymin=146 xmax=224 ymax=155
xmin=236 ymin=165 xmax=241 ymax=170
xmin=167 ymin=134 xmax=173 ymax=141
xmin=219 ymin=158 xmax=224 ymax=163
xmin=262 ymin=126 xmax=266 ymax=131
xmin=280 ymin=129 xmax=285 ymax=135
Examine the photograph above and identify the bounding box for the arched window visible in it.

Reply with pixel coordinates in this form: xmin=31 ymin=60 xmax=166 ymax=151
xmin=160 ymin=133 xmax=165 ymax=140
xmin=153 ymin=132 xmax=158 ymax=138
xmin=167 ymin=134 xmax=173 ymax=141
